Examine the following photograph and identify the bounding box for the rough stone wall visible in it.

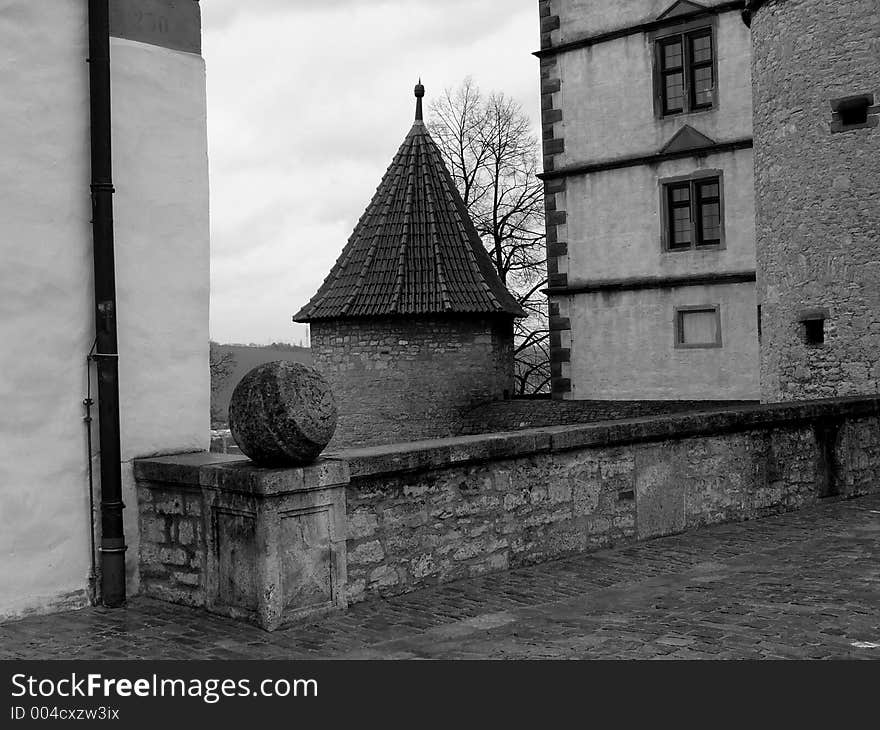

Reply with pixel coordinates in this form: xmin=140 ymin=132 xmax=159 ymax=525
xmin=344 ymin=412 xmax=880 ymax=603
xmin=137 ymin=483 xmax=205 ymax=606
xmin=752 ymin=0 xmax=880 ymax=401
xmin=345 ymin=449 xmax=637 ymax=602
xmin=311 ymin=315 xmax=515 ymax=448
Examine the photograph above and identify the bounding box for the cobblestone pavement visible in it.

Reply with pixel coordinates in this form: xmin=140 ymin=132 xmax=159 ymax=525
xmin=3 ymin=495 xmax=880 ymax=660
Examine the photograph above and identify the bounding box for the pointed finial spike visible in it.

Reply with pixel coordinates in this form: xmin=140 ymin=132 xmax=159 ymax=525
xmin=414 ymin=78 xmax=425 ymax=121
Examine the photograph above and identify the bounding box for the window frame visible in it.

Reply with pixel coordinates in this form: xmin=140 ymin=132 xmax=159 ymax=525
xmin=652 ymin=20 xmax=718 ymax=118
xmin=659 ymin=169 xmax=726 ymax=252
xmin=674 ymin=304 xmax=723 ymax=350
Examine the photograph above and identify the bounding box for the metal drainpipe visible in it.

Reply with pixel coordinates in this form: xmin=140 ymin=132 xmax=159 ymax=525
xmin=87 ymin=0 xmax=126 ymax=607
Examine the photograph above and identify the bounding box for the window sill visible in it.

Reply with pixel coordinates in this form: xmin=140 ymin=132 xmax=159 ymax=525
xmin=663 ymin=243 xmax=725 ymax=253
xmin=830 ymin=117 xmax=878 ymax=134
xmin=659 ymin=105 xmax=717 ymax=121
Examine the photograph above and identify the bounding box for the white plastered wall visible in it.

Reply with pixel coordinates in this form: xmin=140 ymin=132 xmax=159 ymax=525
xmin=567 ymin=283 xmax=760 ymax=400
xmin=0 ymin=1 xmax=209 ymax=620
xmin=565 ymin=149 xmax=756 ymax=283
xmin=555 ymin=11 xmax=752 ymax=165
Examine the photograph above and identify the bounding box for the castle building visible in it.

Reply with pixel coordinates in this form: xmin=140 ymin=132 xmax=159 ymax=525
xmin=294 ymin=84 xmax=525 ymax=447
xmin=0 ymin=1 xmax=209 ymax=620
xmin=537 ymin=0 xmax=759 ymax=401
xmin=744 ymin=0 xmax=880 ymax=402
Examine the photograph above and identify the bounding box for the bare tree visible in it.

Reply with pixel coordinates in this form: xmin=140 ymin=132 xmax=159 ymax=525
xmin=429 ymin=79 xmax=549 ymax=394
xmin=209 ymin=341 xmax=236 ymax=393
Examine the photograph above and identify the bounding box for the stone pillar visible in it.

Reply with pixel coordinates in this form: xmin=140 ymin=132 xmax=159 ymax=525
xmin=135 ymin=452 xmax=349 ymax=631
xmin=750 ymin=0 xmax=880 ymax=401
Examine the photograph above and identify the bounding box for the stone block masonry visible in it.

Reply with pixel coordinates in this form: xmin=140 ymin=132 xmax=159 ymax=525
xmin=750 ymin=0 xmax=880 ymax=401
xmin=341 ymin=398 xmax=880 ymax=602
xmin=135 ymin=452 xmax=349 ymax=630
xmin=310 ymin=315 xmax=514 ymax=448
xmin=136 ymin=397 xmax=880 ymax=624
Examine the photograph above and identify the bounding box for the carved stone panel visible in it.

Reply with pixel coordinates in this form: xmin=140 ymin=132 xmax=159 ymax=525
xmin=214 ymin=508 xmax=258 ymax=612
xmin=280 ymin=508 xmax=333 ymax=613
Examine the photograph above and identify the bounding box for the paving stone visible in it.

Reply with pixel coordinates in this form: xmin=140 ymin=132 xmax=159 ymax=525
xmin=1 ymin=495 xmax=879 ymax=659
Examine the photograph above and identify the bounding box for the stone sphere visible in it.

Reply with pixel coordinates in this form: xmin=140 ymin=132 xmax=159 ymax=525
xmin=228 ymin=361 xmax=337 ymax=466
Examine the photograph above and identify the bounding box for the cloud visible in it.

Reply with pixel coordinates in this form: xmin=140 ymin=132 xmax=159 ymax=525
xmin=203 ymin=0 xmax=486 ymax=29
xmin=204 ymin=0 xmax=541 ymax=344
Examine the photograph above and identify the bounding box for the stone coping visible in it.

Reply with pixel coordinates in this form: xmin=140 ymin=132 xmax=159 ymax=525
xmin=136 ymin=396 xmax=880 ymax=484
xmin=134 ymin=451 xmax=349 ymax=495
xmin=332 ymin=396 xmax=880 ymax=478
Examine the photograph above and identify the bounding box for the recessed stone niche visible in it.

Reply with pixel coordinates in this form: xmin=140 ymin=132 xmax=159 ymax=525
xmin=135 ymin=452 xmax=349 ymax=631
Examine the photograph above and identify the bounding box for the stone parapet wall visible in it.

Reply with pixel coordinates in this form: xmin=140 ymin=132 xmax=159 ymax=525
xmin=340 ymin=397 xmax=880 ymax=603
xmin=311 ymin=315 xmax=514 ymax=448
xmin=137 ymin=397 xmax=880 ymax=624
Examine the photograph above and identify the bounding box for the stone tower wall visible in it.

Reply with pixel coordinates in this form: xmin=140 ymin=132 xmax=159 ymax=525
xmin=311 ymin=316 xmax=515 ymax=448
xmin=751 ymin=0 xmax=880 ymax=401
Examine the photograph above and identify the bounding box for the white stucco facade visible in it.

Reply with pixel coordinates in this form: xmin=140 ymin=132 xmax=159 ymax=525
xmin=563 ymin=150 xmax=755 ymax=284
xmin=0 ymin=1 xmax=209 ymax=620
xmin=565 ymin=284 xmax=759 ymax=399
xmin=555 ymin=0 xmax=738 ymax=40
xmin=555 ymin=11 xmax=752 ymax=166
xmin=541 ymin=0 xmax=758 ymax=401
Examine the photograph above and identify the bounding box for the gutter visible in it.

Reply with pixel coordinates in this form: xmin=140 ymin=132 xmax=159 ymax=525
xmin=87 ymin=0 xmax=126 ymax=607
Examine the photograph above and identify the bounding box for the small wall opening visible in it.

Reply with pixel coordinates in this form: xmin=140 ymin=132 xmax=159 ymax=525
xmin=799 ymin=308 xmax=828 ymax=347
xmin=831 ymin=94 xmax=875 ymax=132
xmin=840 ymin=102 xmax=868 ymax=126
xmin=804 ymin=319 xmax=824 ymax=346
xmin=757 ymin=303 xmax=762 ymax=344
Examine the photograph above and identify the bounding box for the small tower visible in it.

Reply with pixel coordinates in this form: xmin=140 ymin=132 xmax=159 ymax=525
xmin=294 ymin=82 xmax=525 ymax=447
xmin=745 ymin=0 xmax=880 ymax=401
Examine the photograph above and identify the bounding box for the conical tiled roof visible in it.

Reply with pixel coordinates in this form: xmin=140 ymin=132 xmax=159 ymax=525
xmin=294 ymin=83 xmax=526 ymax=322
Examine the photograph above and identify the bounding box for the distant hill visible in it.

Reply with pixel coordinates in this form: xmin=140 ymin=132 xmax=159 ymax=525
xmin=211 ymin=342 xmax=312 ymax=426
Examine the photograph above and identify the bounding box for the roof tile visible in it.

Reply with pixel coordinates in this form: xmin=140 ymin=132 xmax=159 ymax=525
xmin=294 ymin=88 xmax=525 ymax=322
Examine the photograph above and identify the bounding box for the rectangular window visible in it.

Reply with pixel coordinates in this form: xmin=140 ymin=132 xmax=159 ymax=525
xmin=695 ymin=179 xmax=721 ymax=245
xmin=667 ymin=182 xmax=692 ymax=249
xmin=675 ymin=306 xmax=722 ymax=349
xmin=662 ymin=173 xmax=724 ymax=250
xmin=659 ymin=37 xmax=685 ymax=115
xmin=656 ymin=27 xmax=715 ymax=116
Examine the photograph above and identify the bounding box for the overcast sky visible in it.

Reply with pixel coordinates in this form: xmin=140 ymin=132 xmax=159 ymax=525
xmin=203 ymin=0 xmax=542 ymax=345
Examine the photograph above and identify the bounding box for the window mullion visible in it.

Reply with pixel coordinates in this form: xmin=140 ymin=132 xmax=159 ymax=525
xmin=683 ymin=33 xmax=692 ymax=112
xmin=690 ymin=180 xmax=698 ymax=248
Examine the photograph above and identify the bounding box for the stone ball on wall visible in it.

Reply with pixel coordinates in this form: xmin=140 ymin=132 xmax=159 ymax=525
xmin=228 ymin=361 xmax=337 ymax=466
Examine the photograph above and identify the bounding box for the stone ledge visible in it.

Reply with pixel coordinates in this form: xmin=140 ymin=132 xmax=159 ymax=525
xmin=330 ymin=430 xmax=554 ymax=479
xmin=331 ymin=396 xmax=880 ymax=480
xmin=134 ymin=452 xmax=350 ymax=495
